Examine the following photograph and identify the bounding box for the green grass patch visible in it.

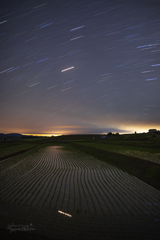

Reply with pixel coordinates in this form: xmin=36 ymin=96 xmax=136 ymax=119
xmin=69 ymin=142 xmax=160 ymax=190
xmin=0 ymin=143 xmax=39 ymax=158
xmin=21 ymin=137 xmax=47 ymax=141
xmin=78 ymin=142 xmax=159 ymax=153
xmin=77 ymin=142 xmax=160 ymax=164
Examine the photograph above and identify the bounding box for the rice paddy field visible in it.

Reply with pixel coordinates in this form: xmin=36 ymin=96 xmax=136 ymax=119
xmin=0 ymin=143 xmax=39 ymax=159
xmin=77 ymin=142 xmax=160 ymax=164
xmin=0 ymin=144 xmax=160 ymax=239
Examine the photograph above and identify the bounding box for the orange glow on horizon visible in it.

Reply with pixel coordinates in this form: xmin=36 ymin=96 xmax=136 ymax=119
xmin=23 ymin=133 xmax=62 ymax=137
xmin=2 ymin=122 xmax=160 ymax=137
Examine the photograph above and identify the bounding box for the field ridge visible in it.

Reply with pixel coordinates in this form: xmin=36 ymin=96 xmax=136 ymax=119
xmin=69 ymin=142 xmax=160 ymax=190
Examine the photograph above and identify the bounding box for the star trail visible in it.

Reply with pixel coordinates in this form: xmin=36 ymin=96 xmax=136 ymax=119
xmin=0 ymin=0 xmax=160 ymax=136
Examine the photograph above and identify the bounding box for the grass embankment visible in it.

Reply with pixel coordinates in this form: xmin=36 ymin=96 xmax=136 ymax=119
xmin=76 ymin=142 xmax=160 ymax=164
xmin=69 ymin=142 xmax=160 ymax=190
xmin=81 ymin=142 xmax=159 ymax=153
xmin=0 ymin=143 xmax=39 ymax=161
xmin=0 ymin=138 xmax=74 ymax=162
xmin=0 ymin=141 xmax=52 ymax=161
xmin=105 ymin=132 xmax=160 ymax=149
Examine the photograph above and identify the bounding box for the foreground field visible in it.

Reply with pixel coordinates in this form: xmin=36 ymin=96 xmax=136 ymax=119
xmin=70 ymin=142 xmax=160 ymax=190
xmin=77 ymin=142 xmax=160 ymax=164
xmin=0 ymin=145 xmax=160 ymax=239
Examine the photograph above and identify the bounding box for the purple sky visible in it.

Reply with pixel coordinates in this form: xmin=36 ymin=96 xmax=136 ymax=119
xmin=0 ymin=0 xmax=160 ymax=135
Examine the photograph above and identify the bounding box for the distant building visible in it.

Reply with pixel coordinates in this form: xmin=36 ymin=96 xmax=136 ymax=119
xmin=100 ymin=135 xmax=108 ymax=139
xmin=149 ymin=129 xmax=157 ymax=133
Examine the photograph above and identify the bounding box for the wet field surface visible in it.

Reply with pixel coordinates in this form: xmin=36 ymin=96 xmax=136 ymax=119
xmin=1 ymin=146 xmax=160 ymax=239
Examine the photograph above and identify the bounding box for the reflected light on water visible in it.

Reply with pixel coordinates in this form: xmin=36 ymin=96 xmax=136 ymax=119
xmin=58 ymin=210 xmax=72 ymax=217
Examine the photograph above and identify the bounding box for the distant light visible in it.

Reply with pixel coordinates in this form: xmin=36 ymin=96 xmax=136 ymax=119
xmin=61 ymin=66 xmax=74 ymax=72
xmin=58 ymin=210 xmax=72 ymax=217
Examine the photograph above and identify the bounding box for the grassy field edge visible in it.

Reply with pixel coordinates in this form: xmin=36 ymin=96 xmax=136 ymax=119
xmin=69 ymin=142 xmax=160 ymax=191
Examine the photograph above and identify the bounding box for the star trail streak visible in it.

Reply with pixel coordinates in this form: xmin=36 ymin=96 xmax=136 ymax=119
xmin=146 ymin=78 xmax=158 ymax=81
xmin=70 ymin=26 xmax=84 ymax=31
xmin=61 ymin=67 xmax=74 ymax=72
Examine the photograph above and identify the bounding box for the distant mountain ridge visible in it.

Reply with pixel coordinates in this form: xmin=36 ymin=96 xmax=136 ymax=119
xmin=0 ymin=133 xmax=23 ymax=138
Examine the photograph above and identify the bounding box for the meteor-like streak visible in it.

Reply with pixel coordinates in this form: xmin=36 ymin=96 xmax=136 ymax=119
xmin=61 ymin=66 xmax=74 ymax=72
xmin=58 ymin=210 xmax=72 ymax=217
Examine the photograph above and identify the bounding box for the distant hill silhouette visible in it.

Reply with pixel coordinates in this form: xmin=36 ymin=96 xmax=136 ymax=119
xmin=0 ymin=133 xmax=22 ymax=138
xmin=0 ymin=133 xmax=5 ymax=138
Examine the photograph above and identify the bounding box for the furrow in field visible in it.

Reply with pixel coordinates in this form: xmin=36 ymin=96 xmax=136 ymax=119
xmin=49 ymin=153 xmax=69 ymax=209
xmin=93 ymin=169 xmax=120 ymax=215
xmin=93 ymin=168 xmax=118 ymax=215
xmin=61 ymin=154 xmax=77 ymax=213
xmin=100 ymin=167 xmax=143 ymax=216
xmin=13 ymin=152 xmax=52 ymax=205
xmin=28 ymin=148 xmax=57 ymax=206
xmin=29 ymin=160 xmax=58 ymax=206
xmin=100 ymin=166 xmax=154 ymax=215
xmin=0 ymin=151 xmax=47 ymax=202
xmin=68 ymin=156 xmax=89 ymax=212
xmin=1 ymin=145 xmax=160 ymax=223
xmin=78 ymin=168 xmax=91 ymax=214
xmin=38 ymin=166 xmax=59 ymax=207
xmin=74 ymin=156 xmax=98 ymax=213
xmin=86 ymin=167 xmax=105 ymax=214
xmin=55 ymin=169 xmax=70 ymax=210
xmin=112 ymin=168 xmax=160 ymax=214
xmin=66 ymin=169 xmax=74 ymax=212
xmin=95 ymin=169 xmax=124 ymax=216
xmin=62 ymin=154 xmax=83 ymax=212
xmin=60 ymin=161 xmax=71 ymax=211
xmin=0 ymin=151 xmax=42 ymax=191
xmin=96 ymin=167 xmax=129 ymax=216
xmin=119 ymin=169 xmax=160 ymax=202
xmin=10 ymin=149 xmax=53 ymax=204
xmin=75 ymin=154 xmax=127 ymax=215
xmin=108 ymin=167 xmax=152 ymax=212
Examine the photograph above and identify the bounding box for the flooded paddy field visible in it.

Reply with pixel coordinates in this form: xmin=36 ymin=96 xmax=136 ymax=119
xmin=1 ymin=146 xmax=160 ymax=239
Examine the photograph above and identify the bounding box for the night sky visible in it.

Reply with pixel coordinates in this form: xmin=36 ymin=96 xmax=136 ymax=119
xmin=1 ymin=0 xmax=160 ymax=136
